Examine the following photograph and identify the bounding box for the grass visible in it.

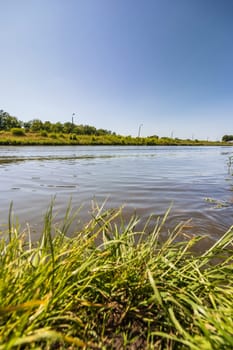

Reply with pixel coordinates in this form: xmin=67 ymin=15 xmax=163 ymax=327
xmin=0 ymin=131 xmax=227 ymax=146
xmin=0 ymin=202 xmax=233 ymax=349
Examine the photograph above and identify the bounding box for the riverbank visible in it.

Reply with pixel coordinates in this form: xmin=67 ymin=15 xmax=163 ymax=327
xmin=1 ymin=204 xmax=233 ymax=349
xmin=0 ymin=131 xmax=227 ymax=146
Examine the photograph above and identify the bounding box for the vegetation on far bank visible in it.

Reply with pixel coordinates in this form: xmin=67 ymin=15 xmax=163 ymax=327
xmin=1 ymin=203 xmax=233 ymax=349
xmin=0 ymin=109 xmax=230 ymax=146
xmin=0 ymin=130 xmax=227 ymax=146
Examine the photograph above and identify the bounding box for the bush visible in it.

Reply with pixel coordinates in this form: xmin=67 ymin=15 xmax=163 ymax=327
xmin=49 ymin=133 xmax=57 ymax=139
xmin=11 ymin=128 xmax=25 ymax=136
xmin=69 ymin=134 xmax=77 ymax=140
xmin=40 ymin=130 xmax=48 ymax=137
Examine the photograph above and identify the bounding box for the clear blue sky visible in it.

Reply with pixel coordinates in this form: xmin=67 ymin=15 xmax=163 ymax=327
xmin=1 ymin=0 xmax=233 ymax=140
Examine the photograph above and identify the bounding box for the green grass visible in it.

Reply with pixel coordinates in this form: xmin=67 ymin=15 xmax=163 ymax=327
xmin=0 ymin=131 xmax=227 ymax=145
xmin=0 ymin=202 xmax=233 ymax=349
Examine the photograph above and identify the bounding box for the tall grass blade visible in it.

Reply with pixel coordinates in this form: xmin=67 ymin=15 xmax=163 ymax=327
xmin=0 ymin=201 xmax=233 ymax=349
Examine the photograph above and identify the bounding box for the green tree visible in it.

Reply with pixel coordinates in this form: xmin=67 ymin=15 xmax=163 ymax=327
xmin=30 ymin=119 xmax=43 ymax=132
xmin=96 ymin=128 xmax=112 ymax=136
xmin=222 ymin=135 xmax=233 ymax=142
xmin=73 ymin=125 xmax=84 ymax=135
xmin=83 ymin=125 xmax=96 ymax=135
xmin=52 ymin=122 xmax=63 ymax=133
xmin=0 ymin=110 xmax=8 ymax=129
xmin=0 ymin=110 xmax=22 ymax=130
xmin=23 ymin=121 xmax=32 ymax=131
xmin=43 ymin=121 xmax=52 ymax=132
xmin=63 ymin=122 xmax=73 ymax=134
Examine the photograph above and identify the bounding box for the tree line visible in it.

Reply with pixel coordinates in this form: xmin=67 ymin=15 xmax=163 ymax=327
xmin=1 ymin=110 xmax=231 ymax=142
xmin=0 ymin=110 xmax=113 ymax=136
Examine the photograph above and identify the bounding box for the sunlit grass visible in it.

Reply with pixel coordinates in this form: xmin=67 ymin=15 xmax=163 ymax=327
xmin=0 ymin=130 xmax=226 ymax=145
xmin=0 ymin=202 xmax=233 ymax=349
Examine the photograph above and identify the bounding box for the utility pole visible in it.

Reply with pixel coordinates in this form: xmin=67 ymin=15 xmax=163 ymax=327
xmin=72 ymin=113 xmax=75 ymax=125
xmin=138 ymin=124 xmax=143 ymax=137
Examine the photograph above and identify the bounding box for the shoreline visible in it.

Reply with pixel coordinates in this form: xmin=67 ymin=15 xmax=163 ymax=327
xmin=0 ymin=131 xmax=229 ymax=146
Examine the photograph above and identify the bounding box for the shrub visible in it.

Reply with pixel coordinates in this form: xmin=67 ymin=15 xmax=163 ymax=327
xmin=40 ymin=130 xmax=48 ymax=137
xmin=69 ymin=134 xmax=77 ymax=140
xmin=11 ymin=128 xmax=25 ymax=136
xmin=49 ymin=133 xmax=57 ymax=139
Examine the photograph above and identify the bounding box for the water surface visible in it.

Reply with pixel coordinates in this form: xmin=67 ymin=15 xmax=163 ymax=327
xmin=0 ymin=145 xmax=233 ymax=241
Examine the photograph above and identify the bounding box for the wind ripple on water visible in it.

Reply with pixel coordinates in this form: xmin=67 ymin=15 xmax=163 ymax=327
xmin=0 ymin=145 xmax=233 ymax=242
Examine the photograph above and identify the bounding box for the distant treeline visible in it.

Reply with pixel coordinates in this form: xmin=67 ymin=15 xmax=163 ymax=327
xmin=0 ymin=110 xmax=113 ymax=136
xmin=0 ymin=110 xmax=231 ymax=143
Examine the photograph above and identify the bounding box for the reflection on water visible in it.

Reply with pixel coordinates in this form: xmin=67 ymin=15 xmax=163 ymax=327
xmin=0 ymin=145 xmax=233 ymax=242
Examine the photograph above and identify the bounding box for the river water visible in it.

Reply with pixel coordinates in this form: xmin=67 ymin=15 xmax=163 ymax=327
xmin=0 ymin=145 xmax=233 ymax=241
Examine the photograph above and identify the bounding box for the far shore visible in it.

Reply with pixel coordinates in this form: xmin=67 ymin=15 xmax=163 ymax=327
xmin=0 ymin=131 xmax=230 ymax=146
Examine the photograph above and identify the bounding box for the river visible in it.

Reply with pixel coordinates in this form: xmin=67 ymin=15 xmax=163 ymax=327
xmin=0 ymin=145 xmax=233 ymax=242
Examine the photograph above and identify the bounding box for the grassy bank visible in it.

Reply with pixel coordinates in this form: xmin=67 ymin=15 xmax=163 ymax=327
xmin=0 ymin=131 xmax=227 ymax=146
xmin=1 ymin=203 xmax=233 ymax=349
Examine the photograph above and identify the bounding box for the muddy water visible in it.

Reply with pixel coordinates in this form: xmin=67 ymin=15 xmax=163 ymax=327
xmin=0 ymin=145 xmax=233 ymax=242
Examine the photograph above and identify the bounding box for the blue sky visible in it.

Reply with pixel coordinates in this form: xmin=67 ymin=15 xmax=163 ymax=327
xmin=0 ymin=0 xmax=233 ymax=140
